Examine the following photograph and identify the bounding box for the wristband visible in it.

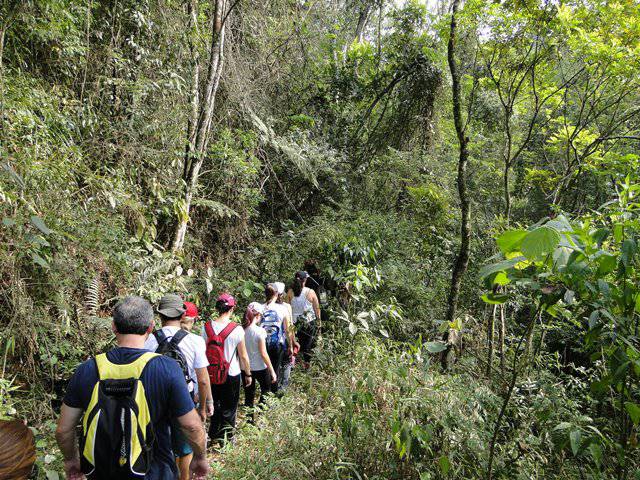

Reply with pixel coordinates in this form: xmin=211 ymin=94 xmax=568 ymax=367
xmin=245 ymin=373 xmax=252 ymax=377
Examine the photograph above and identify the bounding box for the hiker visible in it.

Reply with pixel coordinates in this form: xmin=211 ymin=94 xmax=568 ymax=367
xmin=274 ymin=281 xmax=299 ymax=392
xmin=303 ymin=260 xmax=329 ymax=306
xmin=0 ymin=419 xmax=36 ymax=479
xmin=201 ymin=293 xmax=252 ymax=445
xmin=144 ymin=295 xmax=211 ymax=480
xmin=180 ymin=301 xmax=199 ymax=332
xmin=56 ymin=296 xmax=208 ymax=480
xmin=262 ymin=283 xmax=295 ymax=393
xmin=241 ymin=302 xmax=278 ymax=420
xmin=286 ymin=271 xmax=321 ymax=369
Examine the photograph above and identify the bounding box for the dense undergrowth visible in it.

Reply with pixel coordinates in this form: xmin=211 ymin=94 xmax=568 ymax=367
xmin=215 ymin=333 xmax=604 ymax=480
xmin=1 ymin=0 xmax=640 ymax=478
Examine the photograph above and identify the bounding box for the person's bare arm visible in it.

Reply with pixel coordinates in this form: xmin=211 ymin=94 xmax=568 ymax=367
xmin=56 ymin=404 xmax=86 ymax=480
xmin=258 ymin=337 xmax=277 ymax=382
xmin=195 ymin=367 xmax=212 ymax=419
xmin=308 ymin=290 xmax=321 ymax=327
xmin=176 ymin=409 xmax=209 ymax=479
xmin=237 ymin=339 xmax=252 ymax=386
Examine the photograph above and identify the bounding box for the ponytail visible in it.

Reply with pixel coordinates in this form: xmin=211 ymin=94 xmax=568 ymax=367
xmin=292 ymin=277 xmax=303 ymax=297
xmin=264 ymin=283 xmax=278 ymax=303
xmin=243 ymin=308 xmax=257 ymax=329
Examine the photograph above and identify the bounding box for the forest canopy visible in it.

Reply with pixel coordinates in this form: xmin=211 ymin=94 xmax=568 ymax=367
xmin=1 ymin=0 xmax=639 ymax=478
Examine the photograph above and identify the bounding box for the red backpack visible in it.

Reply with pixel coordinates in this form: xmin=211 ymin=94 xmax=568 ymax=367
xmin=204 ymin=321 xmax=238 ymax=385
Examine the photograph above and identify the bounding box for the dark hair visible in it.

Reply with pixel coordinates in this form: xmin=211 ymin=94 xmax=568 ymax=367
xmin=243 ymin=307 xmax=260 ymax=329
xmin=0 ymin=420 xmax=36 ymax=479
xmin=113 ymin=296 xmax=154 ymax=335
xmin=292 ymin=273 xmax=306 ymax=297
xmin=215 ymin=300 xmax=234 ymax=314
xmin=304 ymin=259 xmax=319 ymax=276
xmin=264 ymin=283 xmax=278 ymax=303
xmin=159 ymin=313 xmax=182 ymax=322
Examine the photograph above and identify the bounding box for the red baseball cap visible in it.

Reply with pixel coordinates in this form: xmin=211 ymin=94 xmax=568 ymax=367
xmin=217 ymin=293 xmax=236 ymax=307
xmin=184 ymin=301 xmax=198 ymax=318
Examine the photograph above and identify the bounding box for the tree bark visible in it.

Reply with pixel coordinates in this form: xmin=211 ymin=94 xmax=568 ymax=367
xmin=498 ymin=304 xmax=505 ymax=374
xmin=441 ymin=0 xmax=471 ymax=370
xmin=171 ymin=0 xmax=229 ymax=252
xmin=486 ymin=304 xmax=496 ymax=377
xmin=0 ymin=1 xmax=24 ymax=133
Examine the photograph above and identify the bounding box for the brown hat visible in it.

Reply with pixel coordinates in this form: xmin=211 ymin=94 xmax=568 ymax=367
xmin=157 ymin=294 xmax=185 ymax=318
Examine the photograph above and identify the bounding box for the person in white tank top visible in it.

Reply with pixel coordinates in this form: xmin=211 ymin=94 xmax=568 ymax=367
xmin=285 ymin=271 xmax=321 ymax=369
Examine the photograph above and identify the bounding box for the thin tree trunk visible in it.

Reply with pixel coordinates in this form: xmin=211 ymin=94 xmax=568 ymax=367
xmin=0 ymin=27 xmax=6 ymax=131
xmin=354 ymin=3 xmax=372 ymax=43
xmin=486 ymin=304 xmax=496 ymax=377
xmin=503 ymin=160 xmax=511 ymax=222
xmin=487 ymin=305 xmax=540 ymax=480
xmin=0 ymin=1 xmax=23 ymax=133
xmin=498 ymin=304 xmax=506 ymax=374
xmin=441 ymin=0 xmax=471 ymax=370
xmin=184 ymin=0 xmax=200 ymax=181
xmin=171 ymin=0 xmax=229 ymax=252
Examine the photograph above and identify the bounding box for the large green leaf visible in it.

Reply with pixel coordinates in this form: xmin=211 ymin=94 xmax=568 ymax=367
xmin=521 ymin=226 xmax=561 ymax=260
xmin=425 ymin=341 xmax=447 ymax=353
xmin=626 ymin=402 xmax=640 ymax=425
xmin=481 ymin=293 xmax=509 ymax=304
xmin=479 ymin=256 xmax=526 ymax=279
xmin=496 ymin=229 xmax=527 ymax=255
xmin=30 ymin=216 xmax=52 ymax=235
xmin=569 ymin=430 xmax=581 ymax=456
xmin=588 ymin=443 xmax=602 ymax=468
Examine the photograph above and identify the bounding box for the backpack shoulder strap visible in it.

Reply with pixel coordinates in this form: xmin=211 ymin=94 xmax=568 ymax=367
xmin=219 ymin=322 xmax=238 ymax=342
xmin=204 ymin=321 xmax=216 ymax=343
xmin=95 ymin=352 xmax=160 ymax=380
xmin=170 ymin=328 xmax=189 ymax=347
xmin=153 ymin=329 xmax=167 ymax=346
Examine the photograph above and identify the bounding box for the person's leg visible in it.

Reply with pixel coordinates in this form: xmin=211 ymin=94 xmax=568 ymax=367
xmin=304 ymin=321 xmax=318 ymax=364
xmin=219 ymin=374 xmax=241 ymax=443
xmin=175 ymin=454 xmax=192 ymax=480
xmin=255 ymin=369 xmax=270 ymax=404
xmin=171 ymin=418 xmax=194 ymax=480
xmin=280 ymin=359 xmax=292 ymax=392
xmin=298 ymin=325 xmax=312 ymax=366
xmin=208 ymin=383 xmax=224 ymax=442
xmin=243 ymin=371 xmax=256 ymax=408
xmin=243 ymin=370 xmax=257 ymax=424
xmin=267 ymin=347 xmax=283 ymax=394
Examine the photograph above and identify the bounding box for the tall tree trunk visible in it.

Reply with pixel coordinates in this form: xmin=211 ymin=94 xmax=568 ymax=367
xmin=441 ymin=0 xmax=471 ymax=370
xmin=171 ymin=0 xmax=229 ymax=252
xmin=0 ymin=1 xmax=23 ymax=133
xmin=503 ymin=163 xmax=511 ymax=222
xmin=498 ymin=304 xmax=506 ymax=374
xmin=486 ymin=304 xmax=496 ymax=377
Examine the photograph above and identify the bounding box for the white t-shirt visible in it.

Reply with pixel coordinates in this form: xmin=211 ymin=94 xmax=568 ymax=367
xmin=200 ymin=320 xmax=245 ymax=377
xmin=244 ymin=324 xmax=267 ymax=371
xmin=144 ymin=325 xmax=209 ymax=395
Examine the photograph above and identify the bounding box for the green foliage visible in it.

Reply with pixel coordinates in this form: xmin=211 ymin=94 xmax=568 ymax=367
xmin=481 ymin=180 xmax=640 ymax=475
xmin=1 ymin=0 xmax=640 ymax=478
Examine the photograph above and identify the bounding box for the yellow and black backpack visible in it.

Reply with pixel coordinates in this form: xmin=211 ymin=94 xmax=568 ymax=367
xmin=80 ymin=352 xmax=159 ymax=479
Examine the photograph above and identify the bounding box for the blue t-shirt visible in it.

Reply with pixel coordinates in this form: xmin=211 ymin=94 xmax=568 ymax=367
xmin=63 ymin=347 xmax=195 ymax=480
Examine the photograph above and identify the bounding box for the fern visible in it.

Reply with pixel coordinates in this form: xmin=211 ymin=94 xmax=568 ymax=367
xmin=247 ymin=109 xmax=325 ymax=187
xmin=84 ymin=277 xmax=100 ymax=316
xmin=191 ymin=198 xmax=239 ymax=218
